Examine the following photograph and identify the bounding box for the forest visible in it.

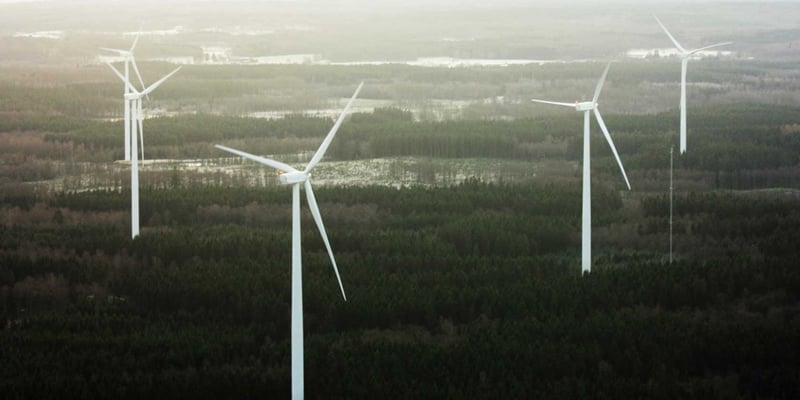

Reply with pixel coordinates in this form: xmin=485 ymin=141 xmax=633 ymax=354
xmin=2 ymin=179 xmax=800 ymax=399
xmin=1 ymin=30 xmax=800 ymax=397
xmin=2 ymin=101 xmax=800 ymax=398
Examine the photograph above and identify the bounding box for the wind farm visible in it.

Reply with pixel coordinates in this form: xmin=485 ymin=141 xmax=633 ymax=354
xmin=105 ymin=61 xmax=181 ymax=238
xmin=1 ymin=1 xmax=799 ymax=399
xmin=99 ymin=34 xmax=147 ymax=161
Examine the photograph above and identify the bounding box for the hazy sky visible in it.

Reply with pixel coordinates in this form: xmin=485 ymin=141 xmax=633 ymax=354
xmin=0 ymin=0 xmax=786 ymax=4
xmin=1 ymin=0 xmax=793 ymax=61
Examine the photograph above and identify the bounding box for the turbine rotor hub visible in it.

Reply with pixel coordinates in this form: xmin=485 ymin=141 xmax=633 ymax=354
xmin=279 ymin=171 xmax=308 ymax=185
xmin=575 ymin=102 xmax=596 ymax=111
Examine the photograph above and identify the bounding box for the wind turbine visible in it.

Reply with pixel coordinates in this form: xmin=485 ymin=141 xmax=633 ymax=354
xmin=531 ymin=63 xmax=631 ymax=273
xmin=216 ymin=82 xmax=362 ymax=400
xmin=100 ymin=32 xmax=147 ymax=161
xmin=654 ymin=15 xmax=732 ymax=154
xmin=106 ymin=63 xmax=181 ymax=239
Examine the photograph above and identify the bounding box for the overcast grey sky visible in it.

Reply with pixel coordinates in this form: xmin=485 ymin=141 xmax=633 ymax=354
xmin=0 ymin=0 xmax=788 ymax=4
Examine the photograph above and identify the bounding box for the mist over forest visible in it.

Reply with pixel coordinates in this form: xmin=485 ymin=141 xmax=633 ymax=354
xmin=1 ymin=0 xmax=798 ymax=61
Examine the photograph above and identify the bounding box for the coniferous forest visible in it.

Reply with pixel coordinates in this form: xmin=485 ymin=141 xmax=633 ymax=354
xmin=2 ymin=1 xmax=800 ymax=398
xmin=3 ymin=102 xmax=800 ymax=398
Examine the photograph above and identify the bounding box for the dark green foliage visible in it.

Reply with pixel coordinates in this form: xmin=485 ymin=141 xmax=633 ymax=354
xmin=1 ymin=182 xmax=799 ymax=399
xmin=2 ymin=68 xmax=800 ymax=399
xmin=0 ymin=113 xmax=93 ymax=134
xmin=2 ymin=16 xmax=800 ymax=399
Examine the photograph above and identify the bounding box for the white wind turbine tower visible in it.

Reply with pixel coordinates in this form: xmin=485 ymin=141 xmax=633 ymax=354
xmin=216 ymin=82 xmax=363 ymax=400
xmin=655 ymin=15 xmax=732 ymax=154
xmin=106 ymin=63 xmax=181 ymax=239
xmin=532 ymin=63 xmax=631 ymax=273
xmin=100 ymin=33 xmax=147 ymax=161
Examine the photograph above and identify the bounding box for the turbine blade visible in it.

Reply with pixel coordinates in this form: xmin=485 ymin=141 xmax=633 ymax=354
xmin=129 ymin=33 xmax=139 ymax=52
xmin=592 ymin=62 xmax=612 ymax=104
xmin=305 ymin=180 xmax=346 ymax=301
xmin=594 ymin=109 xmax=631 ymax=190
xmin=99 ymin=47 xmax=128 ymax=56
xmin=141 ymin=66 xmax=181 ymax=96
xmin=304 ymin=81 xmax=364 ymax=173
xmin=688 ymin=42 xmax=733 ymax=55
xmin=105 ymin=62 xmax=137 ymax=93
xmin=214 ymin=145 xmax=298 ymax=173
xmin=530 ymin=99 xmax=576 ymax=108
xmin=137 ymin=101 xmax=145 ymax=161
xmin=654 ymin=15 xmax=687 ymax=54
xmin=130 ymin=57 xmax=147 ymax=94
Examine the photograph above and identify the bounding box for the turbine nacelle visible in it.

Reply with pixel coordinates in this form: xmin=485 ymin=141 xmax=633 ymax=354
xmin=654 ymin=15 xmax=732 ymax=154
xmin=99 ymin=48 xmax=134 ymax=59
xmin=530 ymin=62 xmax=631 ymax=191
xmin=280 ymin=171 xmax=309 ymax=185
xmin=654 ymin=15 xmax=732 ymax=60
xmin=100 ymin=32 xmax=147 ymax=97
xmin=124 ymin=92 xmax=148 ymax=102
xmin=109 ymin=63 xmax=181 ymax=100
